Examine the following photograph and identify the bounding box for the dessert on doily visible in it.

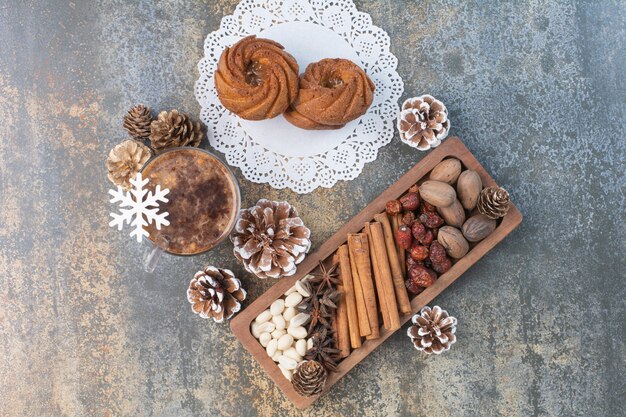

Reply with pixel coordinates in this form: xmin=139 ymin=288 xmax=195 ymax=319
xmin=284 ymin=58 xmax=375 ymax=130
xmin=214 ymin=36 xmax=299 ymax=120
xmin=194 ymin=0 xmax=404 ymax=193
xmin=214 ymin=38 xmax=374 ymax=131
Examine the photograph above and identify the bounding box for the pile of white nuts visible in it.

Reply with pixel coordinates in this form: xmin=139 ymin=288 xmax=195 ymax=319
xmin=251 ymin=277 xmax=313 ymax=381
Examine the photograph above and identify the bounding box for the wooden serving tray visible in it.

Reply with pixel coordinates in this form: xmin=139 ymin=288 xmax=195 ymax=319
xmin=231 ymin=137 xmax=522 ymax=408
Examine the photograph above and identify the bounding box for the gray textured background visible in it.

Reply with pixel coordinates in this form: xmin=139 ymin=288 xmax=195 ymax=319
xmin=0 ymin=1 xmax=624 ymax=416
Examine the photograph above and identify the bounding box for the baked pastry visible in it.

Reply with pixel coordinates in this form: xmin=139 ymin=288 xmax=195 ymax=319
xmin=215 ymin=36 xmax=299 ymax=120
xmin=284 ymin=58 xmax=375 ymax=130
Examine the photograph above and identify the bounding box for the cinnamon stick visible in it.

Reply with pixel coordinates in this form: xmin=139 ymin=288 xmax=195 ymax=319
xmin=348 ymin=236 xmax=371 ymax=337
xmin=338 ymin=244 xmax=361 ymax=349
xmin=364 ymin=222 xmax=391 ymax=330
xmin=369 ymin=222 xmax=401 ymax=330
xmin=348 ymin=233 xmax=380 ymax=340
xmin=374 ymin=213 xmax=412 ymax=315
xmin=333 ymin=252 xmax=351 ymax=357
xmin=392 ymin=213 xmax=407 ymax=277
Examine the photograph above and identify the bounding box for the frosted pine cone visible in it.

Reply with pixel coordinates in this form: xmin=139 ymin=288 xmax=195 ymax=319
xmin=397 ymin=95 xmax=449 ymax=151
xmin=123 ymin=104 xmax=153 ymax=141
xmin=106 ymin=140 xmax=152 ymax=190
xmin=477 ymin=186 xmax=510 ymax=219
xmin=187 ymin=266 xmax=246 ymax=323
xmin=407 ymin=306 xmax=457 ymax=354
xmin=230 ymin=199 xmax=311 ymax=279
xmin=292 ymin=360 xmax=328 ymax=397
xmin=149 ymin=109 xmax=204 ymax=151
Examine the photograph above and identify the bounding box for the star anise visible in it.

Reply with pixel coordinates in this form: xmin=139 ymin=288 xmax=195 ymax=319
xmin=299 ymin=287 xmax=340 ymax=335
xmin=308 ymin=260 xmax=340 ymax=294
xmin=305 ymin=327 xmax=341 ymax=372
xmin=319 ymin=288 xmax=339 ymax=313
xmin=304 ymin=294 xmax=331 ymax=335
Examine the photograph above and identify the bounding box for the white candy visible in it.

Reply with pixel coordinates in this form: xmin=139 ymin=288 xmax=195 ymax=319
xmin=283 ymin=347 xmax=302 ymax=362
xmin=278 ymin=356 xmax=298 ymax=370
xmin=283 ymin=307 xmax=297 ymax=321
xmin=272 ymin=351 xmax=282 ymax=362
xmin=257 ymin=322 xmax=275 ymax=333
xmin=271 ymin=329 xmax=286 ymax=339
xmin=288 ymin=326 xmax=308 ymax=340
xmin=295 ymin=280 xmax=311 ymax=297
xmin=285 ymin=292 xmax=303 ymax=308
xmin=284 ymin=286 xmax=298 ymax=296
xmin=272 ymin=315 xmax=286 ymax=330
xmin=255 ymin=310 xmax=272 ymax=324
xmin=270 ymin=299 xmax=285 ymax=316
xmin=289 ymin=313 xmax=310 ymax=328
xmin=251 ymin=321 xmax=261 ymax=339
xmin=295 ymin=339 xmax=307 ymax=357
xmin=307 ymin=338 xmax=313 ymax=350
xmin=277 ymin=334 xmax=294 ymax=351
xmin=266 ymin=339 xmax=278 ymax=357
xmin=259 ymin=332 xmax=272 ymax=347
xmin=278 ymin=364 xmax=293 ymax=381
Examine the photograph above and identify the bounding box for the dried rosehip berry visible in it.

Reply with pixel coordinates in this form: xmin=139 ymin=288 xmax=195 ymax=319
xmin=408 ymin=184 xmax=420 ymax=194
xmin=419 ymin=212 xmax=444 ymax=228
xmin=408 ymin=265 xmax=436 ymax=288
xmin=420 ymin=202 xmax=437 ymax=214
xmin=405 ymin=278 xmax=424 ymax=295
xmin=401 ymin=211 xmax=416 ymax=226
xmin=385 ymin=200 xmax=402 ymax=216
xmin=406 ymin=256 xmax=423 ymax=270
xmin=419 ymin=200 xmax=437 ymax=214
xmin=409 ymin=244 xmax=430 ymax=261
xmin=399 ymin=192 xmax=420 ymax=211
xmin=429 ymin=241 xmax=447 ymax=264
xmin=419 ymin=229 xmax=435 ymax=245
xmin=411 ymin=221 xmax=426 ymax=240
xmin=432 ymin=258 xmax=452 ymax=274
xmin=425 ymin=266 xmax=438 ymax=282
xmin=395 ymin=224 xmax=413 ymax=249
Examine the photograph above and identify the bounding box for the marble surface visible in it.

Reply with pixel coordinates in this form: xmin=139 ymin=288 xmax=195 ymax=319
xmin=0 ymin=1 xmax=624 ymax=416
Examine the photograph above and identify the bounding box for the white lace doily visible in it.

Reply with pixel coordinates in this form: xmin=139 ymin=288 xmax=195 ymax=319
xmin=195 ymin=0 xmax=404 ymax=194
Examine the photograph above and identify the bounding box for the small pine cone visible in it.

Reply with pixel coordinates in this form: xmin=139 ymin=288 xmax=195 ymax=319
xmin=292 ymin=360 xmax=328 ymax=397
xmin=187 ymin=266 xmax=246 ymax=323
xmin=407 ymin=305 xmax=457 ymax=354
xmin=397 ymin=95 xmax=449 ymax=151
xmin=477 ymin=186 xmax=510 ymax=219
xmin=230 ymin=199 xmax=311 ymax=279
xmin=123 ymin=104 xmax=153 ymax=141
xmin=149 ymin=109 xmax=204 ymax=151
xmin=106 ymin=139 xmax=152 ymax=190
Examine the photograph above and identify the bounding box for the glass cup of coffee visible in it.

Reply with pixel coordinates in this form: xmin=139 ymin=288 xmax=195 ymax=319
xmin=140 ymin=147 xmax=240 ymax=270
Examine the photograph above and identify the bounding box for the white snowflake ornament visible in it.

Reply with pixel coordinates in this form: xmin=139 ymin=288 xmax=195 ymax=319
xmin=109 ymin=172 xmax=170 ymax=242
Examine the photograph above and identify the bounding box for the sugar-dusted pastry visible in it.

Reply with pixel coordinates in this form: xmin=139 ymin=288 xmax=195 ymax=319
xmin=215 ymin=36 xmax=299 ymax=120
xmin=284 ymin=58 xmax=375 ymax=130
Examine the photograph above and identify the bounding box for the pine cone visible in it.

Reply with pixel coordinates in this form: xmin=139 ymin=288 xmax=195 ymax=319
xmin=106 ymin=140 xmax=152 ymax=190
xmin=477 ymin=186 xmax=510 ymax=219
xmin=292 ymin=360 xmax=328 ymax=397
xmin=149 ymin=109 xmax=204 ymax=151
xmin=187 ymin=266 xmax=247 ymax=323
xmin=123 ymin=104 xmax=153 ymax=141
xmin=230 ymin=199 xmax=311 ymax=279
xmin=407 ymin=306 xmax=457 ymax=354
xmin=397 ymin=95 xmax=449 ymax=151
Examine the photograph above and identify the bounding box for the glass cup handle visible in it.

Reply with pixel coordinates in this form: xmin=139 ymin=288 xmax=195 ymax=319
xmin=144 ymin=235 xmax=170 ymax=273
